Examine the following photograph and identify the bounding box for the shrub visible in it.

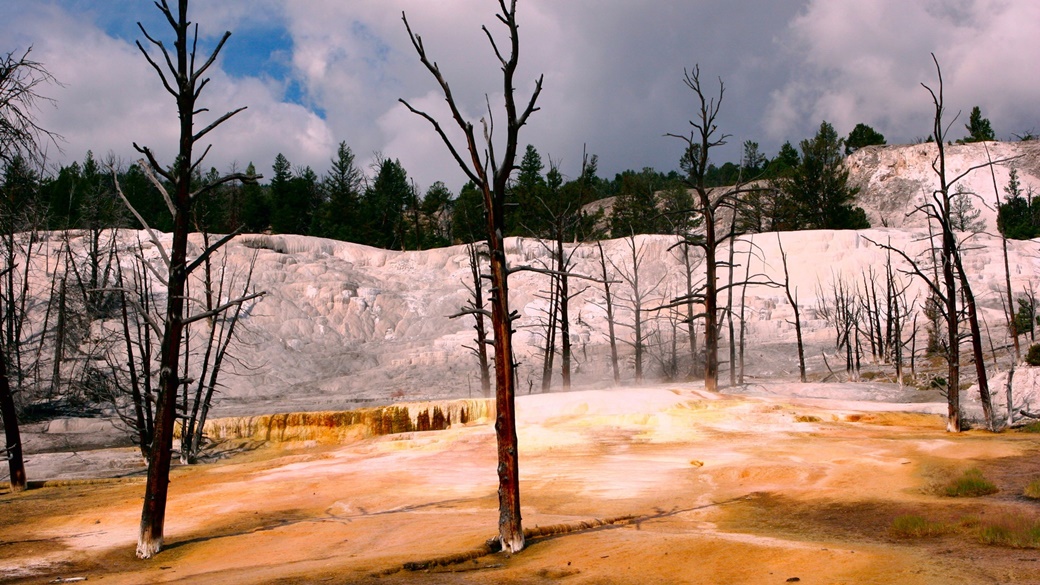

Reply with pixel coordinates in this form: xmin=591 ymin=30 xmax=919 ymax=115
xmin=977 ymin=521 xmax=1040 ymax=548
xmin=1025 ymin=478 xmax=1040 ymax=500
xmin=1026 ymin=344 xmax=1040 ymax=366
xmin=891 ymin=515 xmax=947 ymax=538
xmin=943 ymin=469 xmax=998 ymax=497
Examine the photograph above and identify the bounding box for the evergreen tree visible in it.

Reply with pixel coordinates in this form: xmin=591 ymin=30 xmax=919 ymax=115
xmin=452 ymin=180 xmax=486 ymax=244
xmin=761 ymin=141 xmax=800 ymax=181
xmin=608 ymin=167 xmax=667 ymax=236
xmin=773 ymin=121 xmax=869 ymax=230
xmin=557 ymin=153 xmax=605 ymax=241
xmin=659 ymin=182 xmax=698 ymax=235
xmin=741 ymin=140 xmax=767 ymax=176
xmin=313 ymin=141 xmax=364 ymax=241
xmin=997 ymin=168 xmax=1040 ymax=239
xmin=963 ymin=106 xmax=995 ymax=143
xmin=269 ymin=154 xmax=318 ymax=236
xmin=949 ymin=186 xmax=984 ymax=232
xmin=239 ymin=162 xmax=270 ymax=233
xmin=508 ymin=144 xmax=547 ymax=236
xmin=418 ymin=181 xmax=453 ymax=248
xmin=845 ymin=123 xmax=886 ymax=154
xmin=359 ymin=157 xmax=410 ymax=249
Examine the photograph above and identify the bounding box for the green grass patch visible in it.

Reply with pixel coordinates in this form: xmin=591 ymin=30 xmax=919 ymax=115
xmin=943 ymin=468 xmax=998 ymax=498
xmin=977 ymin=519 xmax=1040 ymax=548
xmin=890 ymin=514 xmax=948 ymax=538
xmin=1024 ymin=478 xmax=1040 ymax=500
xmin=1018 ymin=421 xmax=1040 ymax=434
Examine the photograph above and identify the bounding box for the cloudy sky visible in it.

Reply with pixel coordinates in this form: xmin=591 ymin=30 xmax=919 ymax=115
xmin=3 ymin=0 xmax=1039 ymax=191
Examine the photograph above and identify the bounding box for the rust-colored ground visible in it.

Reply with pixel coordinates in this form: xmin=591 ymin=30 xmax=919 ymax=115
xmin=2 ymin=387 xmax=1039 ymax=584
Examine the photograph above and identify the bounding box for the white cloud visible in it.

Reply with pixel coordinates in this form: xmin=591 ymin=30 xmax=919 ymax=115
xmin=1 ymin=2 xmax=333 ymax=177
xmin=766 ymin=0 xmax=1040 ymax=143
xmin=7 ymin=0 xmax=1039 ymax=194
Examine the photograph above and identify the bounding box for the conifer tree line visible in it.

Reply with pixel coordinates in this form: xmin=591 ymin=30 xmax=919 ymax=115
xmin=3 ymin=123 xmax=866 ymax=247
xmin=6 ymin=99 xmax=1026 ymax=252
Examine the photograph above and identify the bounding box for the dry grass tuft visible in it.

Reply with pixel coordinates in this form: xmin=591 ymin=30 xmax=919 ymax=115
xmin=943 ymin=468 xmax=998 ymax=498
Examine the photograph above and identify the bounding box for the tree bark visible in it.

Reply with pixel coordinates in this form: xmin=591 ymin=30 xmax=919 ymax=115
xmin=597 ymin=242 xmax=621 ymax=385
xmin=0 ymin=348 xmax=25 ymax=492
xmin=401 ymin=0 xmax=540 ymax=551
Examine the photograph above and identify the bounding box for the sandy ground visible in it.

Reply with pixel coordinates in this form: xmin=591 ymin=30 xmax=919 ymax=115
xmin=2 ymin=383 xmax=1040 ymax=584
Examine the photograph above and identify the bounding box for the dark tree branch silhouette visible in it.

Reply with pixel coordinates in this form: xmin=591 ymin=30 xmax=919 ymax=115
xmin=401 ymin=0 xmax=542 ymax=553
xmin=127 ymin=0 xmax=261 ymax=558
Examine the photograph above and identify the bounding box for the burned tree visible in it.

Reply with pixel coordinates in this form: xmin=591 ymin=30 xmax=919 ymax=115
xmin=400 ymin=0 xmax=542 ymax=553
xmin=595 ymin=241 xmax=621 ymax=385
xmin=129 ymin=0 xmax=261 ymax=558
xmin=869 ymin=55 xmax=999 ymax=431
xmin=0 ymin=47 xmax=60 ymax=492
xmin=451 ymin=242 xmax=492 ymax=397
xmin=665 ymin=67 xmax=743 ymax=392
xmin=610 ymin=236 xmax=666 ymax=383
xmin=776 ymin=234 xmax=806 ymax=382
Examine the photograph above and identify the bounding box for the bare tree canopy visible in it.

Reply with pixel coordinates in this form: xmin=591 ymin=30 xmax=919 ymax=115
xmin=0 ymin=47 xmax=62 ymax=166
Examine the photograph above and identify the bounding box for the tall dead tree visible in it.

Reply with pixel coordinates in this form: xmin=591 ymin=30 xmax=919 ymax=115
xmin=665 ymin=67 xmax=729 ymax=392
xmin=776 ymin=234 xmax=806 ymax=382
xmin=130 ymin=0 xmax=260 ymax=558
xmin=0 ymin=47 xmax=60 ymax=493
xmin=401 ymin=0 xmax=542 ymax=553
xmin=870 ymin=55 xmax=999 ymax=431
xmin=985 ymin=146 xmax=1019 ymax=363
xmin=595 ymin=241 xmax=621 ymax=385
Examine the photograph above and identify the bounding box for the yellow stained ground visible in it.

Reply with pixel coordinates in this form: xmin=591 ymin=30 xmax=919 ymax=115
xmin=2 ymin=387 xmax=1039 ymax=584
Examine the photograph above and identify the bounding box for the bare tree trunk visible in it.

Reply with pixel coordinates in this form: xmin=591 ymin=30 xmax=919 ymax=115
xmin=985 ymin=144 xmax=1020 ymax=362
xmin=727 ymin=216 xmax=736 ymax=387
xmin=680 ymin=245 xmax=699 ymax=378
xmin=467 ymin=243 xmax=492 ymax=397
xmin=597 ymin=241 xmax=621 ymax=385
xmin=117 ymin=260 xmax=150 ymax=457
xmin=558 ymin=239 xmax=572 ymax=391
xmin=778 ymin=234 xmax=806 ymax=382
xmin=953 ymin=250 xmax=994 ymax=430
xmin=539 ymin=270 xmax=557 ymax=392
xmin=401 ymin=0 xmax=541 ymax=553
xmin=666 ymin=67 xmax=727 ymax=393
xmin=738 ymin=236 xmax=752 ymax=384
xmin=133 ymin=0 xmax=256 ymax=558
xmin=0 ymin=348 xmax=25 ymax=492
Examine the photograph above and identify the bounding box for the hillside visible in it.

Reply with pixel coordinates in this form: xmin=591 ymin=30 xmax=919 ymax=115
xmin=7 ymin=141 xmax=1040 ymax=424
xmin=848 ymin=140 xmax=1040 ymax=231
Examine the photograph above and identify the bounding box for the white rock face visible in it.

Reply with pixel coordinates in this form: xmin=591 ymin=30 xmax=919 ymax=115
xmin=14 ymin=142 xmax=1040 ymax=419
xmin=847 ymin=141 xmax=1040 ymax=231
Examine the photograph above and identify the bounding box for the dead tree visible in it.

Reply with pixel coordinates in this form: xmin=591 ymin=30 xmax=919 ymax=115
xmin=595 ymin=241 xmax=621 ymax=385
xmin=450 ymin=242 xmax=492 ymax=397
xmin=129 ymin=0 xmax=261 ymax=558
xmin=869 ymin=55 xmax=1001 ymax=431
xmin=400 ymin=0 xmax=542 ymax=552
xmin=674 ymin=239 xmax=701 ymax=378
xmin=985 ymin=146 xmax=1020 ymax=362
xmin=0 ymin=266 xmax=25 ymax=493
xmin=610 ymin=236 xmax=666 ymax=383
xmin=777 ymin=234 xmax=806 ymax=382
xmin=665 ymin=68 xmax=764 ymax=392
xmin=179 ymin=237 xmax=260 ymax=464
xmin=0 ymin=48 xmax=60 ymax=492
xmin=737 ymin=237 xmax=752 ymax=384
